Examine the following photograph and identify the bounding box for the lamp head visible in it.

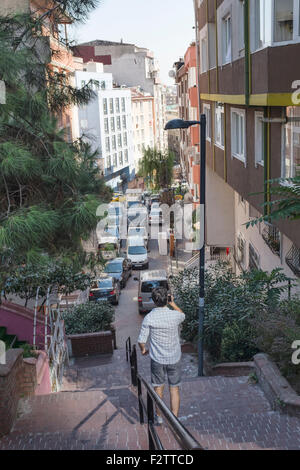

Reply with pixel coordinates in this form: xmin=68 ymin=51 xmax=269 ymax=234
xmin=164 ymin=119 xmax=201 ymax=130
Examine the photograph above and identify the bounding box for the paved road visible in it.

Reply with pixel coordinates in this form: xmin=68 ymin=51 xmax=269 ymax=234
xmin=114 ymin=238 xmax=168 ymax=348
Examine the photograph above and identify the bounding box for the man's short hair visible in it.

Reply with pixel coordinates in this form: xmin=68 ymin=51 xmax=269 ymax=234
xmin=152 ymin=287 xmax=168 ymax=307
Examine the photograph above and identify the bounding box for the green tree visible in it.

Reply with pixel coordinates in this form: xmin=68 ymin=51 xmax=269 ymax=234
xmin=138 ymin=147 xmax=174 ymax=189
xmin=4 ymin=258 xmax=92 ymax=308
xmin=0 ymin=4 xmax=111 ymax=274
xmin=247 ymin=176 xmax=300 ymax=227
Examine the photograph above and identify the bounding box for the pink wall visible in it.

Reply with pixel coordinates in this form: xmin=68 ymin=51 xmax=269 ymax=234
xmin=0 ymin=301 xmax=46 ymax=349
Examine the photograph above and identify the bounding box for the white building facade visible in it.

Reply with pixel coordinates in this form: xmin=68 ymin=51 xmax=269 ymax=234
xmin=75 ymin=62 xmax=135 ymax=190
xmin=130 ymin=87 xmax=155 ymax=170
xmin=76 ymin=41 xmax=168 ymax=153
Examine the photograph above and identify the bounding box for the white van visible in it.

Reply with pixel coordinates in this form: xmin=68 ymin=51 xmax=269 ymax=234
xmin=127 ymin=236 xmax=148 ymax=270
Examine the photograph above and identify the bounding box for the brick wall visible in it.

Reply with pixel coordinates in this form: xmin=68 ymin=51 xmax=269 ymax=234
xmin=0 ymin=349 xmax=50 ymax=436
xmin=0 ymin=349 xmax=24 ymax=436
xmin=20 ymin=358 xmax=37 ymax=397
xmin=68 ymin=331 xmax=114 ymax=358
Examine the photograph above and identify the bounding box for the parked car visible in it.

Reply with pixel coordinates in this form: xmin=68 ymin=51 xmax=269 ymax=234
xmin=127 ymin=236 xmax=148 ymax=269
xmin=89 ymin=275 xmax=120 ymax=305
xmin=151 ymin=202 xmax=160 ymax=210
xmin=135 ymin=270 xmax=171 ymax=314
xmin=127 ymin=205 xmax=148 ymax=229
xmin=149 ymin=207 xmax=163 ymax=225
xmin=98 ymin=225 xmax=120 ymax=253
xmin=127 ymin=226 xmax=149 ymax=248
xmin=104 ymin=257 xmax=132 ymax=288
xmin=108 ymin=202 xmax=124 ymax=218
xmin=106 ymin=215 xmax=120 ymax=227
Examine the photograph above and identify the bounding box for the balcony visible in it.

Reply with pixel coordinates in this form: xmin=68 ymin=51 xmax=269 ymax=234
xmin=286 ymin=245 xmax=300 ymax=277
xmin=262 ymin=224 xmax=281 ymax=257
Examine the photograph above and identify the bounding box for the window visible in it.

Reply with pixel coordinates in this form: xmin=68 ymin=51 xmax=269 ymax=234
xmin=117 ymin=134 xmax=122 ymax=148
xmin=238 ymin=0 xmax=245 ymax=52
xmin=104 ymin=118 xmax=109 ymax=134
xmin=105 ymin=137 xmax=110 ymax=153
xmin=109 ymin=98 xmax=114 ymax=114
xmin=215 ymin=104 xmax=224 ymax=148
xmin=110 ymin=117 xmax=115 ymax=132
xmin=231 ymin=108 xmax=246 ymax=163
xmin=255 ymin=112 xmax=264 ymax=166
xmin=81 ymin=80 xmax=86 ymax=88
xmin=123 ymin=132 xmax=128 ymax=146
xmin=124 ymin=149 xmax=129 ymax=163
xmin=119 ymin=151 xmax=123 ymax=165
xmin=107 ymin=155 xmax=112 ymax=169
xmin=100 ymin=81 xmax=106 ymax=90
xmin=103 ymin=98 xmax=108 ymax=115
xmin=117 ymin=116 xmax=121 ymax=131
xmin=249 ymin=243 xmax=260 ymax=271
xmin=286 ymin=244 xmax=300 ymax=277
xmin=113 ymin=153 xmax=118 ymax=167
xmin=201 ymin=37 xmax=208 ymax=73
xmin=203 ymin=104 xmax=211 ymax=141
xmin=236 ymin=232 xmax=246 ymax=268
xmin=121 ymin=97 xmax=126 ymax=112
xmin=112 ymin=135 xmax=116 ymax=150
xmin=122 ymin=115 xmax=127 ymax=129
xmin=140 ymin=116 xmax=144 ymax=127
xmin=274 ymin=0 xmax=293 ymax=43
xmin=115 ymin=98 xmax=120 ymax=113
xmin=222 ymin=14 xmax=232 ymax=64
xmin=283 ymin=107 xmax=300 ymax=178
xmin=262 ymin=223 xmax=281 ymax=256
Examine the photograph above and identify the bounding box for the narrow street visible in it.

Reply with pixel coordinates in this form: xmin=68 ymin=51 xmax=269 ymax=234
xmin=114 ymin=238 xmax=168 ymax=348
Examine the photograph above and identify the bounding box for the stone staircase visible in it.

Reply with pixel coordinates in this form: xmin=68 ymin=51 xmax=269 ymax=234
xmin=0 ymin=349 xmax=300 ymax=450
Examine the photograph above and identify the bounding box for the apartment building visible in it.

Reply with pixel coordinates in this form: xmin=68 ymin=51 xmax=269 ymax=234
xmin=130 ymin=87 xmax=155 ymax=170
xmin=0 ymin=0 xmax=80 ymax=142
xmin=74 ymin=40 xmax=168 ymax=152
xmin=175 ymin=45 xmax=200 ymax=201
xmin=74 ymin=62 xmax=134 ymax=190
xmin=194 ymin=0 xmax=300 ymax=290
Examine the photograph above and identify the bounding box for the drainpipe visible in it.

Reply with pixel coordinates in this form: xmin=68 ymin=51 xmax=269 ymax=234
xmin=264 ymin=107 xmax=271 ymax=218
xmin=244 ymin=0 xmax=250 ymax=106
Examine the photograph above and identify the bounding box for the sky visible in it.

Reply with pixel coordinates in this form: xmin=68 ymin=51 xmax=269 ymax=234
xmin=72 ymin=0 xmax=195 ymax=86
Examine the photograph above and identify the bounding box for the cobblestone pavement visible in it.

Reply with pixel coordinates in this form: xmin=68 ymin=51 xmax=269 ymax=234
xmin=1 ymin=348 xmax=300 ymax=450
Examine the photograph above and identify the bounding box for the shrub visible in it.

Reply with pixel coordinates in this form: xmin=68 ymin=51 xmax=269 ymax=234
xmin=18 ymin=343 xmax=38 ymax=359
xmin=220 ymin=322 xmax=259 ymax=363
xmin=103 ymin=243 xmax=116 ymax=252
xmin=63 ymin=302 xmax=114 ymax=335
xmin=250 ymin=305 xmax=300 ymax=392
xmin=172 ymin=262 xmax=292 ymax=362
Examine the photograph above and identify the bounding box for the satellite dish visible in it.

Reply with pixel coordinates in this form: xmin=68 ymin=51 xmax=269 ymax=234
xmin=168 ymin=70 xmax=176 ymax=78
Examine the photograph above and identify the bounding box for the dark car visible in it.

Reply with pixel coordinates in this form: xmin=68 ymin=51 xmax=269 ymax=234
xmin=89 ymin=275 xmax=120 ymax=305
xmin=104 ymin=258 xmax=132 ymax=288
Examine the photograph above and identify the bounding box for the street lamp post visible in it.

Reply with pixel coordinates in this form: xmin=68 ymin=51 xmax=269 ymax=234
xmin=165 ymin=117 xmax=206 ymax=377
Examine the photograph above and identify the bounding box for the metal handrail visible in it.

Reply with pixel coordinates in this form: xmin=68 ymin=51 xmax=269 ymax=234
xmin=125 ymin=337 xmax=131 ymax=362
xmin=127 ymin=340 xmax=203 ymax=451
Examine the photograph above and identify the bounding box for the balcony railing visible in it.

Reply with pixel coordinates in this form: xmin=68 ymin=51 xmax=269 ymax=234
xmin=262 ymin=224 xmax=281 ymax=257
xmin=286 ymin=245 xmax=300 ymax=277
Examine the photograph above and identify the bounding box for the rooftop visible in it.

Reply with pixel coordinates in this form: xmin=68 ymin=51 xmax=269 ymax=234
xmin=78 ymin=39 xmax=135 ymax=47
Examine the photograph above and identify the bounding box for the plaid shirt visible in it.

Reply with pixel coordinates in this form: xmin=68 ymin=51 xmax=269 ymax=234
xmin=138 ymin=307 xmax=185 ymax=365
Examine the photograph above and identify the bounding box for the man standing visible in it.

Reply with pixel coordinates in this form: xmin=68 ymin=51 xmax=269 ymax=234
xmin=138 ymin=287 xmax=185 ymax=423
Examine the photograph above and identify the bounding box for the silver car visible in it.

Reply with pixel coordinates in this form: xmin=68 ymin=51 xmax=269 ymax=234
xmin=135 ymin=270 xmax=171 ymax=314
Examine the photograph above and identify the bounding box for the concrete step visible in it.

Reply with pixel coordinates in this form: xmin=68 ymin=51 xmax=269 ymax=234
xmin=0 ymin=389 xmax=148 ymax=450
